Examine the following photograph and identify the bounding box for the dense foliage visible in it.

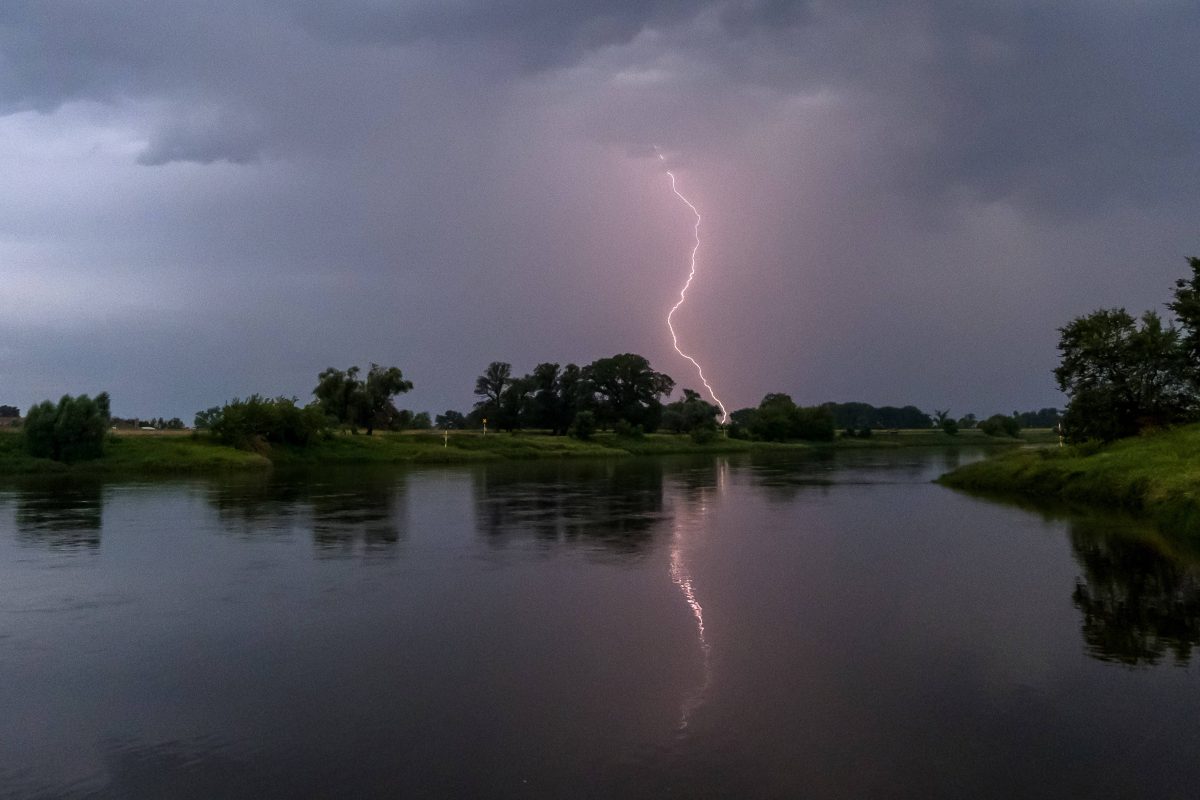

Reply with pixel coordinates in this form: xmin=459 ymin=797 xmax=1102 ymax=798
xmin=660 ymin=389 xmax=720 ymax=435
xmin=204 ymin=395 xmax=329 ymax=448
xmin=314 ymin=363 xmax=414 ymax=435
xmin=1055 ymin=258 xmax=1200 ymax=442
xmin=979 ymin=413 xmax=1021 ymax=438
xmin=24 ymin=392 xmax=111 ymax=462
xmin=736 ymin=394 xmax=835 ymax=442
xmin=820 ymin=402 xmax=932 ymax=430
xmin=471 ymin=353 xmax=674 ymax=434
xmin=1015 ymin=408 xmax=1061 ymax=428
xmin=0 ymin=405 xmax=19 ymax=418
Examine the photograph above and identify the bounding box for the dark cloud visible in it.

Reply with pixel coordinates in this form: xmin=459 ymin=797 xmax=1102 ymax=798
xmin=2 ymin=1 xmax=1198 ymax=418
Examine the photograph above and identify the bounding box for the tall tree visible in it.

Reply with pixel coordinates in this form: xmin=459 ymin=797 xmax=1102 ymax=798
xmin=474 ymin=362 xmax=512 ymax=428
xmin=314 ymin=366 xmax=362 ymax=426
xmin=1055 ymin=309 xmax=1190 ymax=441
xmin=359 ymin=364 xmax=414 ymax=435
xmin=313 ymin=363 xmax=413 ymax=434
xmin=661 ymin=389 xmax=720 ymax=434
xmin=581 ymin=353 xmax=674 ymax=431
xmin=1168 ymin=256 xmax=1200 ymax=378
xmin=24 ymin=392 xmax=111 ymax=462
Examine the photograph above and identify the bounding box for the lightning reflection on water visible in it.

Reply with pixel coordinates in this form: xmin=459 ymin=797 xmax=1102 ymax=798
xmin=667 ymin=460 xmax=727 ymax=731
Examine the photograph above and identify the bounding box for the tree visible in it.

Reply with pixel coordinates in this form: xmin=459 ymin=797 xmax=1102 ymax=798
xmin=1055 ymin=309 xmax=1191 ymax=442
xmin=24 ymin=392 xmax=111 ymax=462
xmin=581 ymin=353 xmax=674 ymax=431
xmin=206 ymin=395 xmax=329 ymax=448
xmin=979 ymin=414 xmax=1020 ymax=438
xmin=526 ymin=362 xmax=577 ymax=434
xmin=0 ymin=405 xmax=19 ymax=418
xmin=1015 ymin=408 xmax=1061 ymax=428
xmin=314 ymin=363 xmax=413 ymax=434
xmin=314 ymin=366 xmax=362 ymax=427
xmin=569 ymin=410 xmax=596 ymax=440
xmin=747 ymin=393 xmax=834 ymax=442
xmin=820 ymin=402 xmax=932 ymax=430
xmin=359 ymin=364 xmax=414 ymax=434
xmin=662 ymin=389 xmax=720 ymax=434
xmin=195 ymin=407 xmax=222 ymax=429
xmin=1168 ymin=256 xmax=1200 ymax=377
xmin=957 ymin=413 xmax=978 ymax=429
xmin=474 ymin=362 xmax=512 ymax=429
xmin=436 ymin=410 xmax=467 ymax=429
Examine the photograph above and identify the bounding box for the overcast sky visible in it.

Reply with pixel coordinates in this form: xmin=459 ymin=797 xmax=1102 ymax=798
xmin=2 ymin=1 xmax=1198 ymax=420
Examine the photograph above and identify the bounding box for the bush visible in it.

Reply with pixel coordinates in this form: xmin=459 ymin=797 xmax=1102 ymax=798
xmin=793 ymin=406 xmax=836 ymax=441
xmin=941 ymin=418 xmax=959 ymax=436
xmin=979 ymin=414 xmax=1021 ymax=438
xmin=690 ymin=425 xmax=717 ymax=444
xmin=205 ymin=396 xmax=330 ymax=449
xmin=24 ymin=392 xmax=111 ymax=462
xmin=569 ymin=410 xmax=596 ymax=440
xmin=613 ymin=419 xmax=644 ymax=439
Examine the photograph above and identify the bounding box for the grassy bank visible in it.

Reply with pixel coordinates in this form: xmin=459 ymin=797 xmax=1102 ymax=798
xmin=0 ymin=430 xmax=269 ymax=474
xmin=0 ymin=425 xmax=1055 ymax=475
xmin=0 ymin=428 xmax=770 ymax=474
xmin=938 ymin=424 xmax=1200 ymax=534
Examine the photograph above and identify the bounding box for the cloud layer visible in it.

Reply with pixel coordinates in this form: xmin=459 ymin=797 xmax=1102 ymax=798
xmin=3 ymin=1 xmax=1198 ymax=419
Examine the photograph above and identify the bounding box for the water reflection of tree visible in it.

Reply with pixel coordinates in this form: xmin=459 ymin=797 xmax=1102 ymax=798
xmin=1069 ymin=521 xmax=1200 ymax=666
xmin=473 ymin=460 xmax=669 ymax=553
xmin=309 ymin=472 xmax=406 ymax=558
xmin=205 ymin=474 xmax=308 ymax=535
xmin=9 ymin=478 xmax=104 ymax=551
xmin=205 ymin=470 xmax=406 ymax=557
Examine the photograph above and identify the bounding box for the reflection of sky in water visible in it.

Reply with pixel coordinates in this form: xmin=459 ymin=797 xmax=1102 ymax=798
xmin=2 ymin=452 xmax=1200 ymax=797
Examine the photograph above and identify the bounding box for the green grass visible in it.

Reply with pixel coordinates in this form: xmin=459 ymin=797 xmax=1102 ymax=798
xmin=0 ymin=424 xmax=1058 ymax=476
xmin=0 ymin=429 xmax=269 ymax=474
xmin=937 ymin=424 xmax=1200 ymax=535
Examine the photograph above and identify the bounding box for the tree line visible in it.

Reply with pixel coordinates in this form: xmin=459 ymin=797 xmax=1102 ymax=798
xmin=7 ymin=343 xmax=1076 ymax=463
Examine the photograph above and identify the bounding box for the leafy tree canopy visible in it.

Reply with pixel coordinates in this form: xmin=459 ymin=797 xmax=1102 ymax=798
xmin=24 ymin=392 xmax=111 ymax=462
xmin=315 ymin=363 xmax=414 ymax=435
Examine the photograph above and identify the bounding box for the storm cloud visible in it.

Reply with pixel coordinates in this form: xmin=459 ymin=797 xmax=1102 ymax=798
xmin=2 ymin=0 xmax=1198 ymax=419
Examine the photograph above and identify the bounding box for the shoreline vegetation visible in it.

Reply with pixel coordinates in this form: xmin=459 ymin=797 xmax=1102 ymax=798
xmin=0 ymin=427 xmax=1055 ymax=476
xmin=938 ymin=424 xmax=1200 ymax=535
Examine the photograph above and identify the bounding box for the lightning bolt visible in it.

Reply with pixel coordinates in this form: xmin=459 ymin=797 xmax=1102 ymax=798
xmin=656 ymin=147 xmax=729 ymax=424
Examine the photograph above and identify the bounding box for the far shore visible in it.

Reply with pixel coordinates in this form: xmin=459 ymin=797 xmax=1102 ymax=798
xmin=0 ymin=427 xmax=1055 ymax=476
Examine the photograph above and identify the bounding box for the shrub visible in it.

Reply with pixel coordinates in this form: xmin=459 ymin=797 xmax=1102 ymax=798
xmin=941 ymin=418 xmax=959 ymax=436
xmin=613 ymin=419 xmax=644 ymax=439
xmin=690 ymin=425 xmax=717 ymax=444
xmin=569 ymin=410 xmax=597 ymax=440
xmin=793 ymin=406 xmax=836 ymax=441
xmin=24 ymin=392 xmax=111 ymax=462
xmin=746 ymin=394 xmax=835 ymax=442
xmin=205 ymin=396 xmax=330 ymax=449
xmin=979 ymin=414 xmax=1021 ymax=438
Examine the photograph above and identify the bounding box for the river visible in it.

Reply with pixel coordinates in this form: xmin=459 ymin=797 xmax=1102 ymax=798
xmin=1 ymin=450 xmax=1197 ymax=798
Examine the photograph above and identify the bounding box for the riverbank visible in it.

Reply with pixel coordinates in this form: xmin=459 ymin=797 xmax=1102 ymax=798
xmin=0 ymin=426 xmax=1053 ymax=475
xmin=937 ymin=424 xmax=1200 ymax=534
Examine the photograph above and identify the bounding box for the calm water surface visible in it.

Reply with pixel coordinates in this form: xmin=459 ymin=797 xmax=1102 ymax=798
xmin=1 ymin=450 xmax=1198 ymax=798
